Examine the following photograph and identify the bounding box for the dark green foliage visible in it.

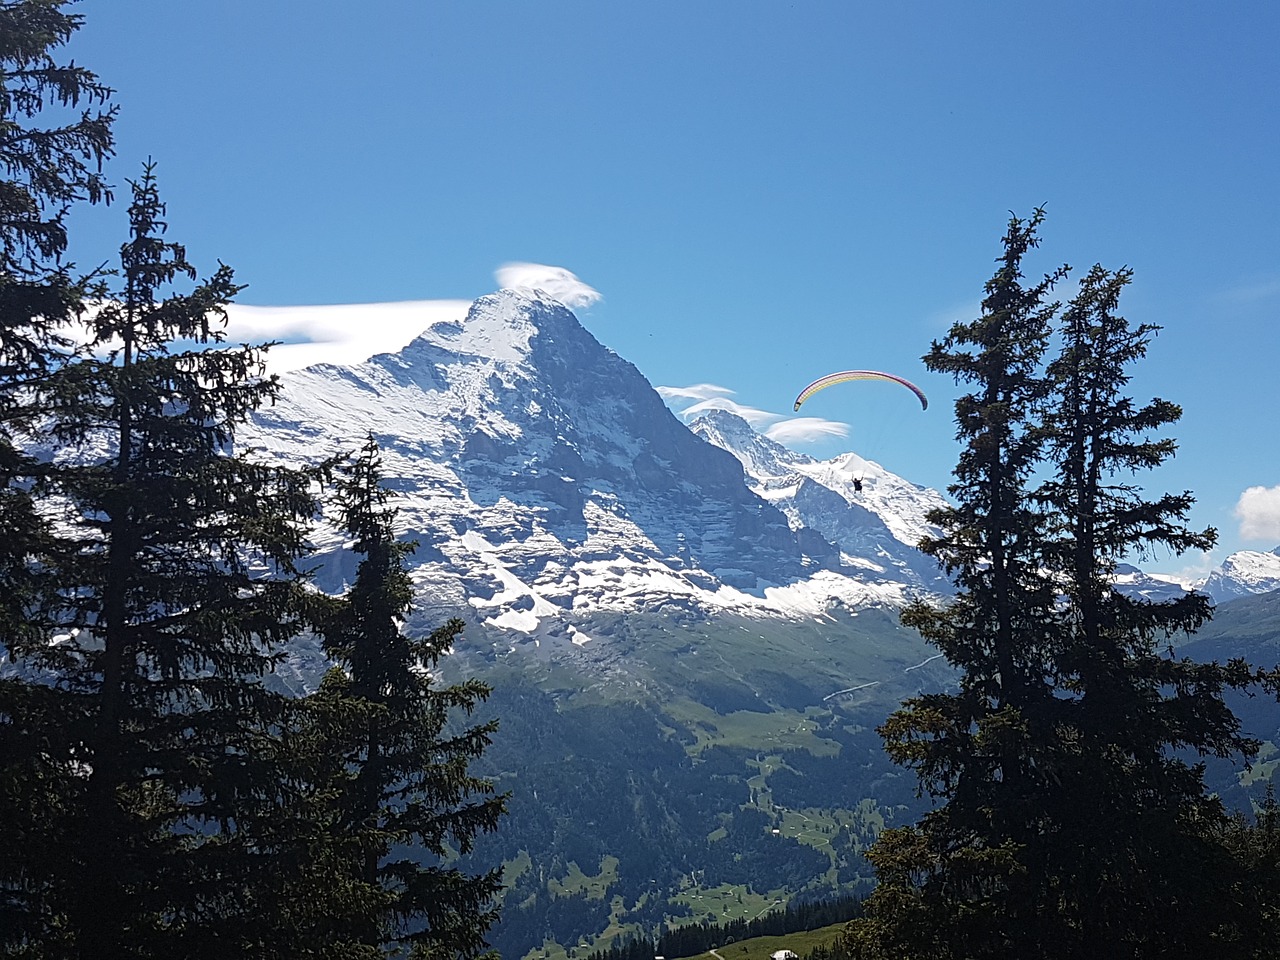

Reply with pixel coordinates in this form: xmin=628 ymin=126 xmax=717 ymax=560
xmin=1213 ymin=787 xmax=1280 ymax=957
xmin=2 ymin=7 xmax=510 ymax=959
xmin=9 ymin=166 xmax=319 ymax=959
xmin=1029 ymin=261 xmax=1257 ymax=954
xmin=842 ymin=211 xmax=1266 ymax=959
xmin=585 ymin=935 xmax=659 ymax=960
xmin=849 ymin=210 xmax=1072 ymax=959
xmin=0 ymin=4 xmax=114 ymax=951
xmin=311 ymin=435 xmax=505 ymax=958
xmin=0 ymin=0 xmax=114 ymax=270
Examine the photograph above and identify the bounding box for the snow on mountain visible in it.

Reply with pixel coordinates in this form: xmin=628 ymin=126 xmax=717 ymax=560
xmin=1113 ymin=551 xmax=1280 ymax=606
xmin=241 ymin=293 xmax=952 ymax=640
xmin=1110 ymin=564 xmax=1197 ymax=603
xmin=240 ymin=290 xmax=947 ymax=634
xmin=689 ymin=409 xmax=949 ymax=589
xmin=1197 ymin=548 xmax=1280 ymax=603
xmin=242 ymin=289 xmax=1280 ymax=638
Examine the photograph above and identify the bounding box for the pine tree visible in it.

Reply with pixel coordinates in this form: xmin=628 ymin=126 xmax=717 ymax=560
xmin=1030 ymin=262 xmax=1255 ymax=955
xmin=841 ymin=210 xmax=1069 ymax=958
xmin=0 ymin=2 xmax=115 ymax=950
xmin=16 ymin=165 xmax=320 ymax=959
xmin=1214 ymin=787 xmax=1280 ymax=958
xmin=841 ymin=213 xmax=1259 ymax=958
xmin=0 ymin=0 xmax=114 ymax=271
xmin=309 ymin=435 xmax=505 ymax=958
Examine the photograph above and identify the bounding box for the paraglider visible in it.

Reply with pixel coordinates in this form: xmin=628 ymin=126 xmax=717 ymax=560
xmin=792 ymin=370 xmax=928 ymax=413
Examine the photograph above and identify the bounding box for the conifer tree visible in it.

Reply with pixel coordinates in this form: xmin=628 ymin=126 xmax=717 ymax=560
xmin=1214 ymin=787 xmax=1280 ymax=958
xmin=1030 ymin=262 xmax=1255 ymax=954
xmin=841 ymin=214 xmax=1259 ymax=959
xmin=2 ymin=8 xmax=509 ymax=958
xmin=0 ymin=1 xmax=114 ymax=949
xmin=840 ymin=211 xmax=1069 ymax=958
xmin=12 ymin=165 xmax=320 ymax=959
xmin=0 ymin=0 xmax=114 ymax=270
xmin=309 ymin=435 xmax=505 ymax=958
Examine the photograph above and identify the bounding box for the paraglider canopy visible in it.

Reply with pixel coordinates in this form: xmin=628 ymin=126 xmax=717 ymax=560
xmin=793 ymin=370 xmax=928 ymax=413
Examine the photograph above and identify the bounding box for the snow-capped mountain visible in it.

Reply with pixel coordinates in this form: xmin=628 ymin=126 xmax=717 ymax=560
xmin=241 ymin=290 xmax=947 ymax=634
xmin=689 ymin=409 xmax=948 ymax=589
xmin=1109 ymin=564 xmax=1197 ymax=603
xmin=1197 ymin=548 xmax=1280 ymax=603
xmin=241 ymin=289 xmax=1279 ymax=640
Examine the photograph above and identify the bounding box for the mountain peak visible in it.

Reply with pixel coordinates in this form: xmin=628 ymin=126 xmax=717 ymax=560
xmin=399 ymin=287 xmax=564 ymax=367
xmin=691 ymin=410 xmax=949 ymax=565
xmin=240 ymin=290 xmax=1280 ymax=637
xmin=247 ymin=293 xmax=926 ymax=630
xmin=1198 ymin=549 xmax=1280 ymax=602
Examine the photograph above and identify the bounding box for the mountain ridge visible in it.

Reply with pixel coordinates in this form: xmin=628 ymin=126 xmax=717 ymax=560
xmin=241 ymin=289 xmax=1275 ymax=632
xmin=242 ymin=290 xmax=949 ymax=635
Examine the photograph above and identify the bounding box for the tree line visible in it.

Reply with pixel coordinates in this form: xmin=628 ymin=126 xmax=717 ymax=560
xmin=0 ymin=3 xmax=502 ymax=957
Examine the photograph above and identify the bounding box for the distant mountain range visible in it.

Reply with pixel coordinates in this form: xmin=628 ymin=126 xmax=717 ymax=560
xmin=242 ymin=289 xmax=1278 ymax=626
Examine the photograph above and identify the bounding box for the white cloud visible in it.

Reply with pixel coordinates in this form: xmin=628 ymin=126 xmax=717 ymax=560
xmin=1235 ymin=485 xmax=1280 ymax=541
xmin=221 ymin=300 xmax=471 ymax=374
xmin=659 ymin=383 xmax=850 ymax=447
xmin=655 ymin=383 xmax=736 ymax=402
xmin=495 ymin=262 xmax=602 ymax=310
xmin=765 ymin=417 xmax=851 ymax=444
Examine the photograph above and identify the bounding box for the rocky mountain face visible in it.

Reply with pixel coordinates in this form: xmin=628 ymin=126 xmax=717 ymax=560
xmin=690 ymin=409 xmax=950 ymax=590
xmin=1198 ymin=548 xmax=1280 ymax=602
xmin=241 ymin=289 xmax=1276 ymax=642
xmin=242 ymin=290 xmax=951 ymax=639
xmin=185 ymin=292 xmax=1280 ymax=958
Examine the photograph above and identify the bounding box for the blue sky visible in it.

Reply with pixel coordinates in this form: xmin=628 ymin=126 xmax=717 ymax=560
xmin=66 ymin=1 xmax=1278 ymax=573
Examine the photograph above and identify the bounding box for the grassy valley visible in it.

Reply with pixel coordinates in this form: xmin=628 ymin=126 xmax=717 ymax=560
xmin=437 ymin=609 xmax=940 ymax=959
xmin=434 ymin=593 xmax=1280 ymax=959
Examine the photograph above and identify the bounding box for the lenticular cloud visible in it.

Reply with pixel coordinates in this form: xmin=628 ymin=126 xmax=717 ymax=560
xmin=655 ymin=383 xmax=735 ymax=402
xmin=495 ymin=262 xmax=602 ymax=310
xmin=766 ymin=417 xmax=850 ymax=444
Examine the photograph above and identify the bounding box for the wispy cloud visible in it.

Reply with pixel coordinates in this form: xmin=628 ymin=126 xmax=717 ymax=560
xmin=72 ymin=263 xmax=598 ymax=377
xmin=495 ymin=262 xmax=602 ymax=310
xmin=220 ymin=300 xmax=471 ymax=374
xmin=1235 ymin=485 xmax=1280 ymax=542
xmin=1222 ymin=276 xmax=1280 ymax=304
xmin=68 ymin=299 xmax=472 ymax=375
xmin=765 ymin=417 xmax=850 ymax=444
xmin=655 ymin=383 xmax=736 ymax=402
